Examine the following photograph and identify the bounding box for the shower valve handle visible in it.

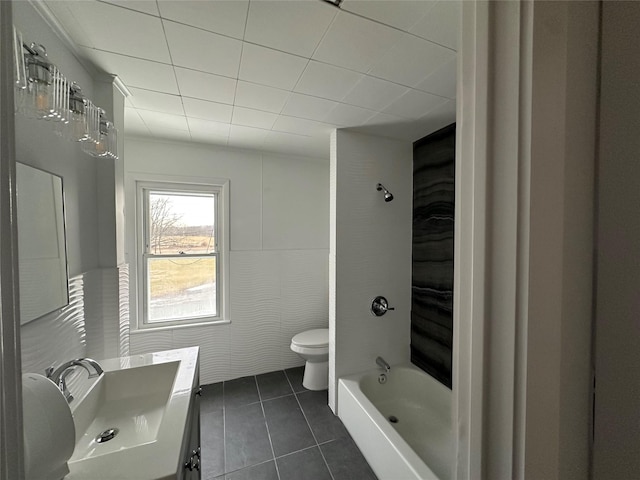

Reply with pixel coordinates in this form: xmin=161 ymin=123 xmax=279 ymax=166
xmin=371 ymin=296 xmax=395 ymax=316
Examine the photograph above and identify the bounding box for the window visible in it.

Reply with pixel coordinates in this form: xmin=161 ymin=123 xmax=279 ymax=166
xmin=136 ymin=181 xmax=227 ymax=328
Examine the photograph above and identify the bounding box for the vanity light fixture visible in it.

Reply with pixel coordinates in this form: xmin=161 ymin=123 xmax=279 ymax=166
xmin=13 ymin=27 xmax=118 ymax=160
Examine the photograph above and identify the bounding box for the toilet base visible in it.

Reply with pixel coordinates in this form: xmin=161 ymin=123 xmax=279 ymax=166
xmin=302 ymin=360 xmax=328 ymax=391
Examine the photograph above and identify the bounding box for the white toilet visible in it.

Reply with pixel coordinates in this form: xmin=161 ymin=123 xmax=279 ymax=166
xmin=290 ymin=328 xmax=329 ymax=391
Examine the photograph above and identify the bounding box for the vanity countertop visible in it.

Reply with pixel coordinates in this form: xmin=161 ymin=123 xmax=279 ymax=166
xmin=65 ymin=346 xmax=199 ymax=480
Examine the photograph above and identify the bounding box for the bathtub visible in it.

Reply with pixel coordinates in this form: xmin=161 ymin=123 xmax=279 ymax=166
xmin=338 ymin=364 xmax=452 ymax=480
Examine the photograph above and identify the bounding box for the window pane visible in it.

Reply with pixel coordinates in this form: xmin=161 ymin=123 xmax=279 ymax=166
xmin=148 ymin=192 xmax=215 ymax=254
xmin=147 ymin=256 xmax=217 ymax=322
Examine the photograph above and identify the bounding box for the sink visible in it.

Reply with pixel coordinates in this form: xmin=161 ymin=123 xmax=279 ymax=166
xmin=70 ymin=361 xmax=179 ymax=460
xmin=64 ymin=347 xmax=199 ymax=480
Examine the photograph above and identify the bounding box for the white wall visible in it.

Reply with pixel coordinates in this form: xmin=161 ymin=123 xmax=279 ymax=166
xmin=593 ymin=2 xmax=640 ymax=478
xmin=125 ymin=138 xmax=329 ymax=384
xmin=329 ymin=129 xmax=413 ymax=411
xmin=15 ymin=2 xmax=128 ymax=377
xmin=454 ymin=2 xmax=598 ymax=478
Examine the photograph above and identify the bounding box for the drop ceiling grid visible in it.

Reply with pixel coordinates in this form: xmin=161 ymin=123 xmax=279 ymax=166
xmin=44 ymin=0 xmax=459 ymax=157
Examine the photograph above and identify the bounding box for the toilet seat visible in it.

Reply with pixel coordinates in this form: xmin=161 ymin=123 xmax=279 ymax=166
xmin=291 ymin=328 xmax=328 ymax=349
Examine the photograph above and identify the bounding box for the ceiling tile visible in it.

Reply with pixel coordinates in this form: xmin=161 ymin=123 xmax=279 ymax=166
xmin=281 ymin=94 xmax=337 ymax=122
xmin=163 ymin=20 xmax=243 ymax=77
xmin=231 ymin=107 xmax=278 ymax=130
xmin=294 ymin=61 xmax=363 ymax=102
xmin=175 ymin=68 xmax=237 ymax=104
xmin=412 ymin=99 xmax=456 ymax=137
xmin=228 ymin=125 xmax=269 ymax=145
xmin=80 ymin=48 xmax=179 ymax=94
xmin=124 ymin=107 xmax=150 ymax=134
xmin=128 ymin=87 xmax=184 ymax=115
xmin=235 ymin=81 xmax=291 ymax=114
xmin=264 ymin=131 xmax=327 ymax=158
xmin=188 ymin=118 xmax=231 ymax=140
xmin=323 ymin=103 xmax=376 ymax=127
xmin=272 ymin=116 xmax=334 ymax=137
xmin=312 ymin=11 xmax=403 ymax=73
xmin=45 ymin=2 xmax=94 ymax=50
xmin=410 ymin=0 xmax=461 ymax=50
xmin=100 ymin=0 xmax=159 ymax=16
xmin=183 ymin=97 xmax=233 ymax=123
xmin=342 ymin=75 xmax=408 ymax=111
xmin=383 ymin=89 xmax=447 ymax=119
xmin=245 ymin=1 xmax=337 ymax=58
xmin=415 ymin=57 xmax=457 ymax=99
xmin=157 ymin=1 xmax=249 ymax=40
xmin=150 ymin=126 xmax=192 ymax=142
xmin=355 ymin=112 xmax=414 ymax=140
xmin=137 ymin=110 xmax=189 ymax=131
xmin=369 ymin=33 xmax=455 ymax=87
xmin=239 ymin=44 xmax=308 ymax=91
xmin=59 ymin=1 xmax=170 ymax=62
xmin=341 ymin=0 xmax=437 ymax=32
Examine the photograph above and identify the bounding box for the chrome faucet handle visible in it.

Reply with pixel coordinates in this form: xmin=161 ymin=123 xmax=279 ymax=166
xmin=371 ymin=296 xmax=395 ymax=316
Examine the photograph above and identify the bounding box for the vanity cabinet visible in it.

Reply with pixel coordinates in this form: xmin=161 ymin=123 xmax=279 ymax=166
xmin=179 ymin=365 xmax=201 ymax=480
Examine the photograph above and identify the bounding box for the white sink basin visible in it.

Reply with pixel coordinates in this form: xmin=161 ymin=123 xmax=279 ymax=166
xmin=65 ymin=347 xmax=199 ymax=480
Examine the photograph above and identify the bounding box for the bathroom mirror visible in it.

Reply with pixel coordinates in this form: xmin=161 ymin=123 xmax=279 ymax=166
xmin=16 ymin=162 xmax=69 ymax=324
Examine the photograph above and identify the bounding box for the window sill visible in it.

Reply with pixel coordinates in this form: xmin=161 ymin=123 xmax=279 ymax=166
xmin=130 ymin=319 xmax=231 ymax=334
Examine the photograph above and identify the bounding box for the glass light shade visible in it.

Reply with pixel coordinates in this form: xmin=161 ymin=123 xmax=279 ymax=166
xmin=13 ymin=27 xmax=27 ymax=113
xmin=24 ymin=45 xmax=53 ymax=119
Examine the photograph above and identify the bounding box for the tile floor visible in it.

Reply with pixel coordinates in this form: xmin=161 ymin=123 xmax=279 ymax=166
xmin=199 ymin=366 xmax=378 ymax=480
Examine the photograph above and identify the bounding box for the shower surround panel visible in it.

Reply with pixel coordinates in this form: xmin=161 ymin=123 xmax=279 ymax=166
xmin=411 ymin=123 xmax=455 ymax=388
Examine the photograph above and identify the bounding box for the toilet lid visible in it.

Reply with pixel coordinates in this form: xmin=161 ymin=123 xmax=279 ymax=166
xmin=291 ymin=328 xmax=328 ymax=348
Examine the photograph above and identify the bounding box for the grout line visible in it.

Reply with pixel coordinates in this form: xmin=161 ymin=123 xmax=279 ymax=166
xmin=291 ymin=385 xmax=336 ymax=480
xmin=222 ymin=381 xmax=227 ymax=476
xmin=255 ymin=375 xmax=282 ymax=480
xmin=273 ymin=443 xmax=317 ymax=460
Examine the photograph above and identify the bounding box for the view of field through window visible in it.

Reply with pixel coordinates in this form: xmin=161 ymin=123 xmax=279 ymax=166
xmin=147 ymin=191 xmax=217 ymax=322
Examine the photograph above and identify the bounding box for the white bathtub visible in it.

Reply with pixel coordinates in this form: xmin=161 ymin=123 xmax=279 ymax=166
xmin=338 ymin=364 xmax=452 ymax=480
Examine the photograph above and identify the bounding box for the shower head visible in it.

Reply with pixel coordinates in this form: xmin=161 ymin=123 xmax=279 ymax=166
xmin=376 ymin=183 xmax=394 ymax=202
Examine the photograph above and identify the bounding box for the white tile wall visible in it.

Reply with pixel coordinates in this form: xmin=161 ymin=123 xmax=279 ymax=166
xmin=21 ymin=267 xmax=130 ymax=401
xmin=329 ymin=130 xmax=413 ymax=411
xmin=125 ymin=138 xmax=329 ymax=384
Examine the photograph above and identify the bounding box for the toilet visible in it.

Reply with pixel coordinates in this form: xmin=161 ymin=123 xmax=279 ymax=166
xmin=290 ymin=328 xmax=329 ymax=391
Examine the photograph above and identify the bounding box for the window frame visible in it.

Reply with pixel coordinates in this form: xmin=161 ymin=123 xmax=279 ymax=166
xmin=133 ymin=178 xmax=229 ymax=330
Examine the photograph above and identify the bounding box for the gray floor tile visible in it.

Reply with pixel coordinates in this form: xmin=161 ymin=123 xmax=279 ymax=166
xmin=284 ymin=366 xmax=306 ymax=393
xmin=201 ymin=382 xmax=224 ymax=414
xmin=225 ymin=402 xmax=272 ymax=472
xmin=225 ymin=461 xmax=278 ymax=480
xmin=297 ymin=390 xmax=348 ymax=444
xmin=320 ymin=437 xmax=378 ymax=480
xmin=277 ymin=446 xmax=332 ymax=480
xmin=224 ymin=376 xmax=259 ymax=407
xmin=256 ymin=371 xmax=293 ymax=400
xmin=263 ymin=394 xmax=315 ymax=457
xmin=201 ymin=410 xmax=225 ymax=478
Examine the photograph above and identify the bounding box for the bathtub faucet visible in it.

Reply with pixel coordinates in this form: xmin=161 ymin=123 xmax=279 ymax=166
xmin=376 ymin=356 xmax=391 ymax=373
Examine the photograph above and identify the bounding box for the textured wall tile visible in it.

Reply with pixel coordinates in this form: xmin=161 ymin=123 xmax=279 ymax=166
xmin=130 ymin=330 xmax=173 ymax=354
xmin=280 ymin=249 xmax=329 ymax=369
xmin=173 ymin=325 xmax=231 ymax=385
xmin=21 ymin=273 xmax=87 ymax=374
xmin=118 ymin=264 xmax=130 ymax=357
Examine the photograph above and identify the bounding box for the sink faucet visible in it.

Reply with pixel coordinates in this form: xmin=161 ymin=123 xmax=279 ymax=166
xmin=46 ymin=358 xmax=103 ymax=403
xmin=376 ymin=356 xmax=391 ymax=373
